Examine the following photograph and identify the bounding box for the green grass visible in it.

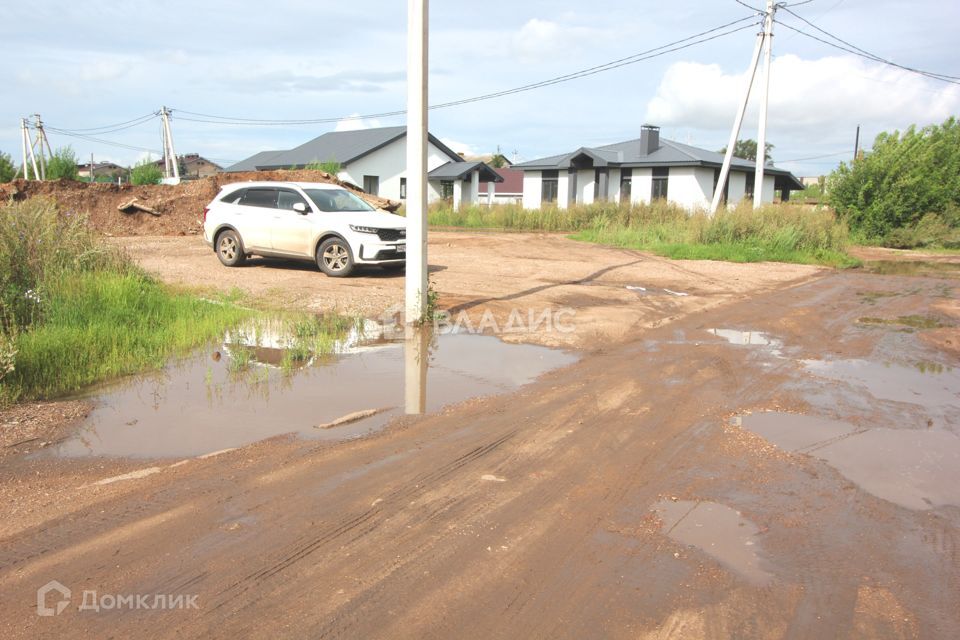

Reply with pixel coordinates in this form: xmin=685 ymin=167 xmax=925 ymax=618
xmin=6 ymin=271 xmax=251 ymax=400
xmin=428 ymin=201 xmax=858 ymax=268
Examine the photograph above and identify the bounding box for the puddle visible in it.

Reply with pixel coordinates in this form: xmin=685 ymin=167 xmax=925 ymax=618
xmin=706 ymin=328 xmax=784 ymax=356
xmin=623 ymin=284 xmax=689 ymax=297
xmin=653 ymin=499 xmax=772 ymax=585
xmin=50 ymin=327 xmax=577 ymax=459
xmin=864 ymin=260 xmax=960 ymax=279
xmin=739 ymin=412 xmax=960 ymax=510
xmin=803 ymin=358 xmax=960 ymax=409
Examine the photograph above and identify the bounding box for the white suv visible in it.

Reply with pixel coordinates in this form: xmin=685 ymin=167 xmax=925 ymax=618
xmin=202 ymin=181 xmax=406 ymax=277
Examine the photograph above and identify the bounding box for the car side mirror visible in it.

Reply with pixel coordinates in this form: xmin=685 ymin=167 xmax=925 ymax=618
xmin=292 ymin=202 xmax=308 ymax=214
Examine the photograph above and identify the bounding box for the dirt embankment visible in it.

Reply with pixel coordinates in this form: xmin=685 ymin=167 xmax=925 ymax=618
xmin=0 ymin=170 xmax=399 ymax=237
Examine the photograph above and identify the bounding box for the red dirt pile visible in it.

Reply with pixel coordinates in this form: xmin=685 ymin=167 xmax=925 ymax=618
xmin=0 ymin=170 xmax=400 ymax=237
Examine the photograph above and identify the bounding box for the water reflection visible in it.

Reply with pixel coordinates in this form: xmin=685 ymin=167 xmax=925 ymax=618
xmin=404 ymin=325 xmax=430 ymax=415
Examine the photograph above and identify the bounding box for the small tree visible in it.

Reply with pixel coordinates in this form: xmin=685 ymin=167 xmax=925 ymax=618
xmin=0 ymin=151 xmax=16 ymax=182
xmin=45 ymin=146 xmax=80 ymax=180
xmin=130 ymin=159 xmax=163 ymax=185
xmin=718 ymin=139 xmax=774 ymax=163
xmin=488 ymin=153 xmax=509 ymax=168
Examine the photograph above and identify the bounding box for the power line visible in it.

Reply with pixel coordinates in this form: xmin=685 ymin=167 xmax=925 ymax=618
xmin=46 ymin=112 xmax=160 ymax=134
xmin=778 ymin=150 xmax=850 ymax=162
xmin=172 ymin=15 xmax=760 ymax=127
xmin=47 ymin=129 xmax=161 ymax=155
xmin=778 ymin=7 xmax=960 ymax=83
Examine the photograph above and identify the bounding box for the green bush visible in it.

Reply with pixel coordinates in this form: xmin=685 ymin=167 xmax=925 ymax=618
xmin=305 ymin=158 xmax=342 ymax=174
xmin=829 ymin=117 xmax=960 ymax=239
xmin=130 ymin=159 xmax=163 ymax=185
xmin=0 ymin=151 xmax=17 ymax=182
xmin=45 ymin=146 xmax=80 ymax=181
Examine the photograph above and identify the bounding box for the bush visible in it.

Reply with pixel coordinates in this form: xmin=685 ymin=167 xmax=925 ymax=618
xmin=305 ymin=158 xmax=342 ymax=174
xmin=45 ymin=146 xmax=80 ymax=181
xmin=130 ymin=159 xmax=163 ymax=185
xmin=829 ymin=117 xmax=960 ymax=238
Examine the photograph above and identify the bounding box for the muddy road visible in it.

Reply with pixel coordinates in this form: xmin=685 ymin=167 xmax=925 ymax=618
xmin=1 ymin=236 xmax=959 ymax=638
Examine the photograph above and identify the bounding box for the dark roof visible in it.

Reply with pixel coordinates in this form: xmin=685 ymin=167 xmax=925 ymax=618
xmin=428 ymin=161 xmax=503 ymax=182
xmin=516 ymin=136 xmax=804 ymax=190
xmin=479 ymin=167 xmax=523 ymax=194
xmin=225 ymin=126 xmax=463 ymax=172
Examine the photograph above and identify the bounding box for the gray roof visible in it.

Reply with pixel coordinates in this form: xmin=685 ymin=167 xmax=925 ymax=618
xmin=223 ymin=150 xmax=287 ymax=172
xmin=428 ymin=161 xmax=503 ymax=182
xmin=516 ymin=136 xmax=804 ymax=190
xmin=224 ymin=126 xmax=463 ymax=173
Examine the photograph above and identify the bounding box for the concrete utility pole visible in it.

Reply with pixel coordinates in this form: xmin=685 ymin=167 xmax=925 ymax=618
xmin=753 ymin=0 xmax=776 ymax=209
xmin=405 ymin=0 xmax=429 ymax=324
xmin=160 ymin=106 xmax=180 ymax=181
xmin=32 ymin=114 xmax=52 ymax=180
xmin=90 ymin=153 xmax=95 ymax=183
xmin=21 ymin=118 xmax=40 ymax=180
xmin=853 ymin=124 xmax=861 ymax=161
xmin=710 ymin=26 xmax=765 ymax=214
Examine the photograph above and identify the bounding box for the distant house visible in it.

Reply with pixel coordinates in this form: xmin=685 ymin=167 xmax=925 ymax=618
xmin=478 ymin=167 xmax=524 ymax=205
xmin=153 ymin=154 xmax=222 ymax=179
xmin=515 ymin=125 xmax=803 ymax=211
xmin=225 ymin=126 xmax=501 ymax=206
xmin=76 ymin=161 xmax=125 ymax=180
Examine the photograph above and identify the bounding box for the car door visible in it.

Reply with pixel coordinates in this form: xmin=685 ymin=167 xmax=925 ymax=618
xmin=234 ymin=188 xmax=279 ymax=250
xmin=270 ymin=188 xmax=314 ymax=256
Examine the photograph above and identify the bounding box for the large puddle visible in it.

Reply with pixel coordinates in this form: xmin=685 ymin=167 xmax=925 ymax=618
xmin=51 ymin=325 xmax=577 ymax=459
xmin=652 ymin=499 xmax=772 ymax=585
xmin=737 ymin=412 xmax=960 ymax=511
xmin=864 ymin=260 xmax=960 ymax=279
xmin=802 ymin=358 xmax=959 ymax=410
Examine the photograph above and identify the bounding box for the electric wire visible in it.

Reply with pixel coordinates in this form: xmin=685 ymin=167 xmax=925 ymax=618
xmin=171 ymin=16 xmax=760 ymax=126
xmin=45 ymin=112 xmax=160 ymax=134
xmin=779 ymin=7 xmax=960 ymax=82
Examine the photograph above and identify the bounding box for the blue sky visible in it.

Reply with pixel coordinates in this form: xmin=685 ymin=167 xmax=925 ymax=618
xmin=2 ymin=0 xmax=958 ymax=177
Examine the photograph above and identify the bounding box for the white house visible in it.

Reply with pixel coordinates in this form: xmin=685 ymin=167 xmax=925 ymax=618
xmin=514 ymin=125 xmax=803 ymax=211
xmin=225 ymin=126 xmax=501 ymax=207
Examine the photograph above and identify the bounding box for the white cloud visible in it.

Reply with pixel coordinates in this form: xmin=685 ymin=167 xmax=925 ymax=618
xmin=645 ymin=54 xmax=960 ymax=136
xmin=334 ymin=115 xmax=383 ymax=132
xmin=439 ymin=137 xmax=482 ymax=157
xmin=509 ymin=18 xmax=600 ymax=63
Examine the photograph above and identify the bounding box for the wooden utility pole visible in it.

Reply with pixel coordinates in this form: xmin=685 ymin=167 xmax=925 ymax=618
xmin=405 ymin=0 xmax=428 ymax=324
xmin=853 ymin=125 xmax=860 ymax=161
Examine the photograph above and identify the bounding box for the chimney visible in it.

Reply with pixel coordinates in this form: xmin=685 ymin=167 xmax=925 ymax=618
xmin=640 ymin=124 xmax=660 ymax=155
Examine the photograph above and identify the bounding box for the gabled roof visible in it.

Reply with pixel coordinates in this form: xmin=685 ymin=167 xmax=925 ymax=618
xmin=225 ymin=126 xmax=463 ymax=172
xmin=479 ymin=167 xmax=524 ymax=194
xmin=516 ymin=135 xmax=803 ymax=190
xmin=428 ymin=161 xmax=503 ymax=182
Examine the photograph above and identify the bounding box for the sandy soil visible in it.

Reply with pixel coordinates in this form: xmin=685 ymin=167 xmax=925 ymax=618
xmin=1 ymin=233 xmax=958 ymax=639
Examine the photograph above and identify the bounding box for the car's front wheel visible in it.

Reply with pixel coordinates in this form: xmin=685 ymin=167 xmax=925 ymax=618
xmin=216 ymin=230 xmax=246 ymax=267
xmin=317 ymin=237 xmax=355 ymax=277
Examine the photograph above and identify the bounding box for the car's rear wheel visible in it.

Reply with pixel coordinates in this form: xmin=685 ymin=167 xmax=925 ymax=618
xmin=216 ymin=230 xmax=246 ymax=267
xmin=317 ymin=237 xmax=355 ymax=277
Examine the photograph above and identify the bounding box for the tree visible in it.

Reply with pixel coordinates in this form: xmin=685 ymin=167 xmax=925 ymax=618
xmin=718 ymin=139 xmax=774 ymax=163
xmin=130 ymin=159 xmax=163 ymax=185
xmin=45 ymin=146 xmax=80 ymax=180
xmin=828 ymin=117 xmax=960 ymax=238
xmin=0 ymin=151 xmax=16 ymax=182
xmin=488 ymin=153 xmax=510 ymax=168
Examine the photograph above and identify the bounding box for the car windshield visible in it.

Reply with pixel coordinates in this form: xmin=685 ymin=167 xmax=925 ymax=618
xmin=304 ymin=188 xmax=375 ymax=213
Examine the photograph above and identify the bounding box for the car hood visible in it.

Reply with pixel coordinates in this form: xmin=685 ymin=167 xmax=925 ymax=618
xmin=344 ymin=210 xmax=406 ymax=229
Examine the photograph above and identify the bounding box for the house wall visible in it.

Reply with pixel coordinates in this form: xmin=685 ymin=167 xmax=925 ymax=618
xmin=522 ymin=171 xmax=542 ymax=209
xmin=339 ymin=138 xmax=453 ymax=203
xmin=761 ymin=175 xmax=775 ymax=203
xmin=727 ymin=171 xmax=747 ymax=204
xmin=608 ymin=168 xmax=621 ymax=202
xmin=632 ymin=168 xmax=653 ymax=205
xmin=557 ymin=173 xmax=570 ymax=210
xmin=667 ymin=167 xmax=712 ymax=210
xmin=577 ymin=169 xmax=594 ymax=205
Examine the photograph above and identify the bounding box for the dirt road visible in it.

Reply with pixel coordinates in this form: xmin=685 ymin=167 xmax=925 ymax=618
xmin=1 ymin=234 xmax=958 ymax=638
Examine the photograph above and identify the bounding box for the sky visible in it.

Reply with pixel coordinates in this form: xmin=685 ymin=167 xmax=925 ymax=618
xmin=2 ymin=0 xmax=958 ymax=177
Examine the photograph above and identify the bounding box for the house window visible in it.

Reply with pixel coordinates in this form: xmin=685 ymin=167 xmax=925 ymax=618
xmin=594 ymin=168 xmax=608 ymax=201
xmin=440 ymin=180 xmax=454 ymax=200
xmin=400 ymin=177 xmax=407 ymax=199
xmin=620 ymin=168 xmax=632 ymax=204
xmin=712 ymin=169 xmax=729 ymax=204
xmin=651 ymin=167 xmax=669 ymax=200
xmin=363 ymin=175 xmax=380 ymax=196
xmin=541 ymin=170 xmax=559 ymax=204
xmin=745 ymin=172 xmax=755 ymax=199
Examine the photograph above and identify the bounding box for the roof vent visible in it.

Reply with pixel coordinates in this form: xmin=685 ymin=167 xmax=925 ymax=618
xmin=640 ymin=124 xmax=660 ymax=155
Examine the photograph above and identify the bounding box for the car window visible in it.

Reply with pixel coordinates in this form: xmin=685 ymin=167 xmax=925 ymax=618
xmin=277 ymin=189 xmax=308 ymax=211
xmin=220 ymin=188 xmax=246 ymax=204
xmin=238 ymin=188 xmax=279 ymax=209
xmin=303 ymin=188 xmax=375 ymax=212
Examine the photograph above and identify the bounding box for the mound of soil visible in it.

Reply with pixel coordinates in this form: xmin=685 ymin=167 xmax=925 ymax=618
xmin=0 ymin=170 xmax=400 ymax=237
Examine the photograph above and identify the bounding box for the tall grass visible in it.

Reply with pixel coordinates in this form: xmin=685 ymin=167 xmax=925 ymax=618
xmin=428 ymin=200 xmax=856 ymax=267
xmin=0 ymin=198 xmax=250 ymax=403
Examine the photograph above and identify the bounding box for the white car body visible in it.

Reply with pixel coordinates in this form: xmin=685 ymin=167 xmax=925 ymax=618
xmin=202 ymin=181 xmax=406 ymax=276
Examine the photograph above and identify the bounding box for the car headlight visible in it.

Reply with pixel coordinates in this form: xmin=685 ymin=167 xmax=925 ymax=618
xmin=349 ymin=225 xmax=379 ymax=234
